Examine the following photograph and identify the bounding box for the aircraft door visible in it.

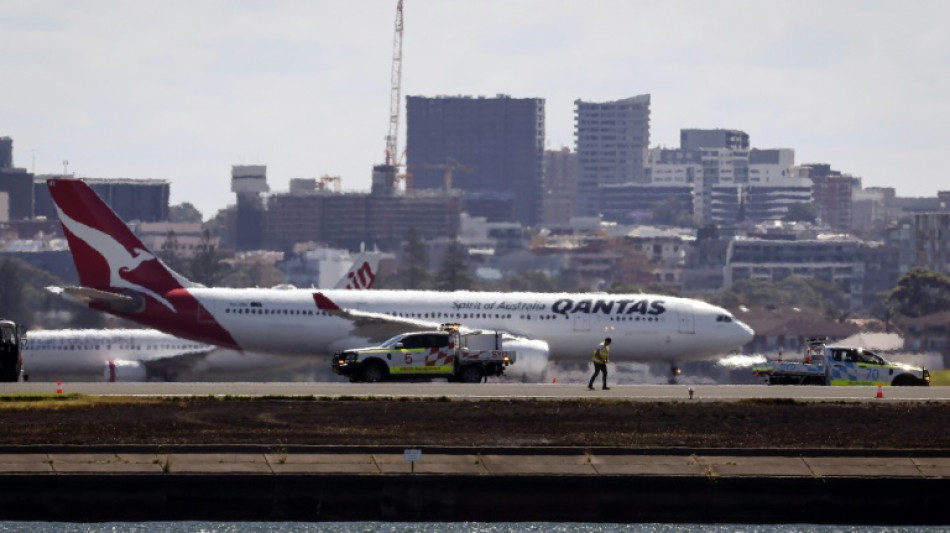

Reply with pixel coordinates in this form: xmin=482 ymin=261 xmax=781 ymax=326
xmin=677 ymin=309 xmax=695 ymax=334
xmin=573 ymin=314 xmax=590 ymax=332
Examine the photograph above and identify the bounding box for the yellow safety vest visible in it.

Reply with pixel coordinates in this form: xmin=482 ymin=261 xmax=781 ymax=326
xmin=592 ymin=344 xmax=610 ymax=364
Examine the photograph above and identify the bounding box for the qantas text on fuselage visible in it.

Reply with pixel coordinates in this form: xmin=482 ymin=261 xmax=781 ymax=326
xmin=46 ymin=177 xmax=754 ymax=370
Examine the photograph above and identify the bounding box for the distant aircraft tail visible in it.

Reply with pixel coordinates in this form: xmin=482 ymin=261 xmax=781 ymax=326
xmin=47 ymin=178 xmax=195 ymax=313
xmin=334 ymin=252 xmax=381 ymax=290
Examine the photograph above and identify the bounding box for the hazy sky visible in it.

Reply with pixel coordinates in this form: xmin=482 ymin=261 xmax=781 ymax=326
xmin=2 ymin=1 xmax=948 ymax=218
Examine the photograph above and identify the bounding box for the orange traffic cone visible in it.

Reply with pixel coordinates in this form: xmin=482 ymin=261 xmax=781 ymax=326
xmin=876 ymin=383 xmax=883 ymax=399
xmin=56 ymin=380 xmax=62 ymax=395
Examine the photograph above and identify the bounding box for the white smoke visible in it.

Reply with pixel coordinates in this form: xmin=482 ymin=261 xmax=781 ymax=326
xmin=499 ymin=335 xmax=550 ymax=382
xmin=716 ymin=353 xmax=768 ymax=369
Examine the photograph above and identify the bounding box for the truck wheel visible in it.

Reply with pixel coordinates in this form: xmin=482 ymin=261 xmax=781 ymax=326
xmin=459 ymin=365 xmax=483 ymax=384
xmin=892 ymin=374 xmax=923 ymax=386
xmin=361 ymin=361 xmax=388 ymax=383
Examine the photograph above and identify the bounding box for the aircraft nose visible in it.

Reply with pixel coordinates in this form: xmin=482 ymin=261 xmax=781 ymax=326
xmin=735 ymin=319 xmax=755 ymax=344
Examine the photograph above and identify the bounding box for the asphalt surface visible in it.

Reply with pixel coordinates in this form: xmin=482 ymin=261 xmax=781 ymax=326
xmin=2 ymin=381 xmax=948 ymax=401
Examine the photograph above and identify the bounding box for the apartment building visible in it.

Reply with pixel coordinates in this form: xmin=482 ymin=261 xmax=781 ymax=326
xmin=575 ymin=95 xmax=651 ymax=217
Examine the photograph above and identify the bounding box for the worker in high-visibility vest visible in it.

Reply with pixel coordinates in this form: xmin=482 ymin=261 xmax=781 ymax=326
xmin=587 ymin=337 xmax=612 ymax=390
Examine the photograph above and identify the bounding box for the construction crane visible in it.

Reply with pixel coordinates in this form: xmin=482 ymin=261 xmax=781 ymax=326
xmin=407 ymin=157 xmax=472 ymax=191
xmin=441 ymin=157 xmax=472 ymax=190
xmin=385 ymin=0 xmax=404 ymax=167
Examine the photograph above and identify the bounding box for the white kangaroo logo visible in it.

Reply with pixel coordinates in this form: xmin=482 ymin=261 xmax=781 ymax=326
xmin=55 ymin=206 xmax=178 ymax=312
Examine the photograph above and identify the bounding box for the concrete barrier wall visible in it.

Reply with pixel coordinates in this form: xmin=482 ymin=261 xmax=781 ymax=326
xmin=0 ymin=448 xmax=947 ymax=524
xmin=0 ymin=473 xmax=947 ymax=524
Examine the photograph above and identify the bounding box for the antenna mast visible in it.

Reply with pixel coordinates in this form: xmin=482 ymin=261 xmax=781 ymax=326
xmin=385 ymin=0 xmax=404 ymax=166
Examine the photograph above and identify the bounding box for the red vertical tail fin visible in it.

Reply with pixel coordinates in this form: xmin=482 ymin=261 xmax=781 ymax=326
xmin=47 ymin=178 xmax=193 ymax=311
xmin=334 ymin=251 xmax=382 ymax=290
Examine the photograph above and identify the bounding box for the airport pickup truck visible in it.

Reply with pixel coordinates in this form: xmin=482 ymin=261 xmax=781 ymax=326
xmin=755 ymin=339 xmax=930 ymax=386
xmin=332 ymin=323 xmax=516 ymax=383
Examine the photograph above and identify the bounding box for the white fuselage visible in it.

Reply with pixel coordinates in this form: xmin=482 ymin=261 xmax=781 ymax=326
xmin=21 ymin=329 xmax=212 ymax=380
xmin=20 ymin=329 xmax=322 ymax=382
xmin=184 ymin=289 xmax=754 ymax=364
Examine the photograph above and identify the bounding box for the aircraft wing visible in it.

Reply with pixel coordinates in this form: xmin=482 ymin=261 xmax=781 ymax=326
xmin=135 ymin=346 xmax=224 ymax=380
xmin=314 ymin=292 xmax=446 ymax=343
xmin=137 ymin=346 xmax=217 ymax=363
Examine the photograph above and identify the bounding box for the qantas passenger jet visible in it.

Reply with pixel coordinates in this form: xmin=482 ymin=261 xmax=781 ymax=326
xmin=46 ymin=178 xmax=753 ymax=380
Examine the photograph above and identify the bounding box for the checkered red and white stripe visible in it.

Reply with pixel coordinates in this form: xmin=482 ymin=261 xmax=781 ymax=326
xmin=425 ymin=347 xmax=455 ymax=366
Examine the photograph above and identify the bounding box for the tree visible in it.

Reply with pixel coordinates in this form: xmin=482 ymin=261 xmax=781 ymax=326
xmin=400 ymin=226 xmax=429 ymax=289
xmin=169 ymin=203 xmax=203 ymax=223
xmin=434 ymin=237 xmax=474 ymax=291
xmin=491 ymin=270 xmax=560 ymax=292
xmin=189 ymin=229 xmax=228 ymax=286
xmin=219 ymin=262 xmax=285 ymax=288
xmin=159 ymin=230 xmax=188 ymax=276
xmin=886 ymin=268 xmax=950 ymax=318
xmin=784 ymin=202 xmax=818 ymax=223
xmin=651 ymin=197 xmax=695 ymax=228
xmin=705 ymin=276 xmax=848 ymax=318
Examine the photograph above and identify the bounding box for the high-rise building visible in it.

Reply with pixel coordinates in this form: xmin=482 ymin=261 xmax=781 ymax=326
xmin=915 ymin=213 xmax=950 ymax=275
xmin=574 ymin=95 xmax=651 ymax=216
xmin=540 ymin=147 xmax=578 ymax=227
xmin=646 ymin=130 xmax=804 ymax=226
xmin=803 ymin=163 xmax=859 ymax=230
xmin=0 ymin=137 xmax=33 ymax=221
xmin=231 ymin=165 xmax=269 ymax=251
xmin=406 ymin=95 xmax=545 ymax=226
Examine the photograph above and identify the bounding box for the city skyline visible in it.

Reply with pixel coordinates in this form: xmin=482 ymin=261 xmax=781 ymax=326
xmin=2 ymin=0 xmax=949 ymax=217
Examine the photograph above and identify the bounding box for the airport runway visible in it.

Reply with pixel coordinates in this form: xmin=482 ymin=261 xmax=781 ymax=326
xmin=1 ymin=381 xmax=947 ymax=401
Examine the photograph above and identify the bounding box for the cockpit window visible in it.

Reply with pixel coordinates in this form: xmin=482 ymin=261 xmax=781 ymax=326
xmin=716 ymin=315 xmax=733 ymax=323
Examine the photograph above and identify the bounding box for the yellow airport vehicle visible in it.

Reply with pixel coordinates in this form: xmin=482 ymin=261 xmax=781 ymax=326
xmin=332 ymin=323 xmax=515 ymax=383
